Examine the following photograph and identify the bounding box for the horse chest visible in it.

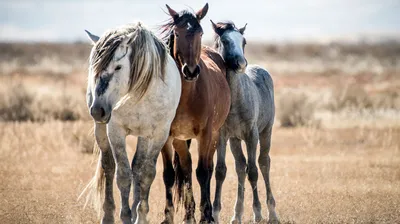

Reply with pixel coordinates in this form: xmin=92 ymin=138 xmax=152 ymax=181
xmin=170 ymin=113 xmax=200 ymax=140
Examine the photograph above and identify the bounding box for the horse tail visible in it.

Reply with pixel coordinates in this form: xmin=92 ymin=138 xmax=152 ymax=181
xmin=186 ymin=139 xmax=192 ymax=149
xmin=173 ymin=152 xmax=185 ymax=207
xmin=78 ymin=143 xmax=105 ymax=217
xmin=173 ymin=140 xmax=192 ymax=209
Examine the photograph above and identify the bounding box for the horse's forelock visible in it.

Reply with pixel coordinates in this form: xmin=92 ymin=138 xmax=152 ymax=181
xmin=213 ymin=21 xmax=239 ymax=47
xmin=160 ymin=10 xmax=201 ymax=41
xmin=91 ymin=31 xmax=124 ymax=77
xmin=90 ymin=23 xmax=167 ymax=100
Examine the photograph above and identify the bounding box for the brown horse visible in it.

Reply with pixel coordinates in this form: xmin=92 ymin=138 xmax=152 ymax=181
xmin=159 ymin=3 xmax=231 ymax=224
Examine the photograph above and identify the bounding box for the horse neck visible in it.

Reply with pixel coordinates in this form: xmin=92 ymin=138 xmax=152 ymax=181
xmin=226 ymin=69 xmax=244 ymax=102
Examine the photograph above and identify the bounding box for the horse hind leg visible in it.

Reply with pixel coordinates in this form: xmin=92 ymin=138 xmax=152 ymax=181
xmin=229 ymin=137 xmax=247 ymax=224
xmin=258 ymin=127 xmax=279 ymax=223
xmin=245 ymin=128 xmax=262 ymax=223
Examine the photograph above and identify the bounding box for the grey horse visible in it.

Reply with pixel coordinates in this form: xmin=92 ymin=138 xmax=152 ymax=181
xmin=210 ymin=21 xmax=279 ymax=224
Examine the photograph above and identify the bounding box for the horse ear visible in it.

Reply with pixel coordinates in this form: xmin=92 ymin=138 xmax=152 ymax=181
xmin=123 ymin=32 xmax=136 ymax=46
xmin=85 ymin=30 xmax=99 ymax=44
xmin=210 ymin=20 xmax=221 ymax=35
xmin=166 ymin=4 xmax=179 ymax=20
xmin=196 ymin=3 xmax=209 ymax=21
xmin=210 ymin=20 xmax=224 ymax=36
xmin=210 ymin=20 xmax=218 ymax=32
xmin=239 ymin=23 xmax=247 ymax=35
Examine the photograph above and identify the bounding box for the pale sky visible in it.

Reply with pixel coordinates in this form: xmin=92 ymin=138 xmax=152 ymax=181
xmin=1 ymin=0 xmax=399 ymax=42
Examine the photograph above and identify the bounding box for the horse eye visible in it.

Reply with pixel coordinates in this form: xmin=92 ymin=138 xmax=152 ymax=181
xmin=115 ymin=65 xmax=122 ymax=71
xmin=174 ymin=32 xmax=179 ymax=38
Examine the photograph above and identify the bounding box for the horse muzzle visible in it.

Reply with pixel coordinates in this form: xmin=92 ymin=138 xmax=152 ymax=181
xmin=90 ymin=104 xmax=111 ymax=124
xmin=182 ymin=64 xmax=200 ymax=82
xmin=227 ymin=56 xmax=247 ymax=73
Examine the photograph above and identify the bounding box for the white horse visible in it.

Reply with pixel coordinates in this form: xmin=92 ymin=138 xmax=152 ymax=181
xmin=82 ymin=22 xmax=181 ymax=224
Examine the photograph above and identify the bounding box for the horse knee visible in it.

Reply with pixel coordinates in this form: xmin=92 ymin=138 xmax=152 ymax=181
xmin=235 ymin=158 xmax=247 ymax=177
xmin=196 ymin=165 xmax=212 ymax=184
xmin=215 ymin=162 xmax=227 ymax=181
xmin=247 ymin=163 xmax=258 ymax=183
xmin=116 ymin=168 xmax=132 ymax=188
xmin=163 ymin=165 xmax=175 ymax=188
xmin=137 ymin=201 xmax=150 ymax=215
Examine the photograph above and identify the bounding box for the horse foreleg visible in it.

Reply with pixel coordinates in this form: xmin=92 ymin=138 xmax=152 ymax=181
xmin=134 ymin=133 xmax=169 ymax=224
xmin=196 ymin=129 xmax=217 ymax=223
xmin=229 ymin=137 xmax=246 ymax=224
xmin=131 ymin=137 xmax=147 ymax=223
xmin=245 ymin=128 xmax=262 ymax=223
xmin=95 ymin=123 xmax=116 ymax=224
xmin=107 ymin=124 xmax=132 ymax=224
xmin=212 ymin=129 xmax=228 ymax=223
xmin=161 ymin=138 xmax=175 ymax=224
xmin=173 ymin=139 xmax=195 ymax=223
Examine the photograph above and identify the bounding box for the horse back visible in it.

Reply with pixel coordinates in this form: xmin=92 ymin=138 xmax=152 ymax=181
xmin=246 ymin=65 xmax=275 ymax=128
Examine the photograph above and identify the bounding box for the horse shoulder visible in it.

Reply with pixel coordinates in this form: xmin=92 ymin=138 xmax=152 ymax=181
xmin=201 ymin=46 xmax=226 ymax=74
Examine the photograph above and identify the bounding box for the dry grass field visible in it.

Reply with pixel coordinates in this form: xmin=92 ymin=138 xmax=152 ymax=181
xmin=0 ymin=41 xmax=399 ymax=223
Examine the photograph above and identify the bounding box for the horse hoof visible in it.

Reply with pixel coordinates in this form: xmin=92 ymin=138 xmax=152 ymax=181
xmin=267 ymin=218 xmax=280 ymax=224
xmin=254 ymin=215 xmax=263 ymax=223
xmin=230 ymin=219 xmax=241 ymax=224
xmin=199 ymin=221 xmax=214 ymax=224
xmin=182 ymin=218 xmax=196 ymax=224
xmin=101 ymin=217 xmax=115 ymax=224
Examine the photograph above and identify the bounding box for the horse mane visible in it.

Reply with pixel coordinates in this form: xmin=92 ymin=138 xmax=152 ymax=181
xmin=212 ymin=21 xmax=240 ymax=47
xmin=90 ymin=22 xmax=168 ymax=100
xmin=160 ymin=10 xmax=202 ymax=53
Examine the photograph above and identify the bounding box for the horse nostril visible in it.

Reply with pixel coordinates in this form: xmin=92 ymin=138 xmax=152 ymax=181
xmin=90 ymin=105 xmax=106 ymax=121
xmin=100 ymin=107 xmax=105 ymax=118
xmin=195 ymin=65 xmax=201 ymax=74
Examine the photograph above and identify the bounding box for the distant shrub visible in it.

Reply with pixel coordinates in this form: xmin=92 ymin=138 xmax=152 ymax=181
xmin=327 ymin=84 xmax=400 ymax=111
xmin=277 ymin=90 xmax=318 ymax=127
xmin=0 ymin=81 xmax=88 ymax=122
xmin=0 ymin=83 xmax=33 ymax=121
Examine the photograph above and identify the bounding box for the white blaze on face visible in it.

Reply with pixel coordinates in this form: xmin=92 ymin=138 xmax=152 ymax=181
xmin=224 ymin=30 xmax=245 ymax=58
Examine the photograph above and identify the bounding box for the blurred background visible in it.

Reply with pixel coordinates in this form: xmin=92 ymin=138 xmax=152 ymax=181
xmin=1 ymin=1 xmax=399 ymax=223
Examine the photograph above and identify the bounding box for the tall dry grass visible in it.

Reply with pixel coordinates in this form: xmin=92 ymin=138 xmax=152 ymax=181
xmin=0 ymin=77 xmax=88 ymax=122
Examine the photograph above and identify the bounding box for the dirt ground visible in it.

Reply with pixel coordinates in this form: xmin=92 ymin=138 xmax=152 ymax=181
xmin=1 ymin=121 xmax=399 ymax=224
